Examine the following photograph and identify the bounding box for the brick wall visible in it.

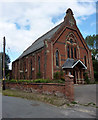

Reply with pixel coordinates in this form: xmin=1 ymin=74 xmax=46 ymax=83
xmin=6 ymin=75 xmax=74 ymax=101
xmin=12 ymin=9 xmax=94 ymax=82
xmin=6 ymin=82 xmax=65 ymax=96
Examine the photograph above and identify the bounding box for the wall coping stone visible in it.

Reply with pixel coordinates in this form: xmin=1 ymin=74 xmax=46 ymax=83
xmin=6 ymin=82 xmax=65 ymax=86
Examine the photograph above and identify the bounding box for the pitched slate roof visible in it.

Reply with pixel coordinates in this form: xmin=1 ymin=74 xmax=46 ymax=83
xmin=62 ymin=58 xmax=87 ymax=69
xmin=62 ymin=58 xmax=77 ymax=69
xmin=17 ymin=22 xmax=63 ymax=60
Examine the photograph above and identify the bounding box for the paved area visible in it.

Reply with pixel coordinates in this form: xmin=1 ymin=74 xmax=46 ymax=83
xmin=1 ymin=84 xmax=97 ymax=118
xmin=2 ymin=95 xmax=96 ymax=118
xmin=74 ymin=84 xmax=97 ymax=104
xmin=0 ymin=93 xmax=2 ymax=120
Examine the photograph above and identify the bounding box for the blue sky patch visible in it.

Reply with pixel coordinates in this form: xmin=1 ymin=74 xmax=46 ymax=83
xmin=25 ymin=25 xmax=30 ymax=30
xmin=14 ymin=23 xmax=21 ymax=29
xmin=78 ymin=13 xmax=96 ymax=38
xmin=52 ymin=13 xmax=65 ymax=24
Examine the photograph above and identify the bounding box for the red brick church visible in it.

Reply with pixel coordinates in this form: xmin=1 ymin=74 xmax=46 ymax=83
xmin=12 ymin=8 xmax=94 ymax=84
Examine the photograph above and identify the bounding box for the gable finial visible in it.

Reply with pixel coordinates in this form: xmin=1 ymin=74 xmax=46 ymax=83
xmin=66 ymin=8 xmax=74 ymax=15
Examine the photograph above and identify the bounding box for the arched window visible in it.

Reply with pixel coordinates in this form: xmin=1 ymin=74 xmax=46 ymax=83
xmin=38 ymin=56 xmax=40 ymax=72
xmin=70 ymin=39 xmax=73 ymax=44
xmin=84 ymin=56 xmax=87 ymax=66
xmin=74 ymin=48 xmax=77 ymax=58
xmin=30 ymin=59 xmax=32 ymax=79
xmin=56 ymin=50 xmax=59 ymax=66
xmin=71 ymin=47 xmax=73 ymax=58
xmin=23 ymin=60 xmax=26 ymax=79
xmin=67 ymin=46 xmax=70 ymax=58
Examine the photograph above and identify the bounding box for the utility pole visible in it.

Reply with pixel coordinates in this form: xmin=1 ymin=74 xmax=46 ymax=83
xmin=3 ymin=36 xmax=6 ymax=90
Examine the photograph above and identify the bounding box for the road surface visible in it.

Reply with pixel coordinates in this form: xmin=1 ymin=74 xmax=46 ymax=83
xmin=2 ymin=95 xmax=96 ymax=118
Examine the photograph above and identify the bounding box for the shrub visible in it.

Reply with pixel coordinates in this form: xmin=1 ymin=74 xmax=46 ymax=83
xmin=57 ymin=80 xmax=64 ymax=83
xmin=61 ymin=77 xmax=65 ymax=81
xmin=54 ymin=70 xmax=64 ymax=80
xmin=83 ymin=72 xmax=90 ymax=84
xmin=6 ymin=79 xmax=33 ymax=84
xmin=59 ymin=70 xmax=64 ymax=79
xmin=54 ymin=72 xmax=59 ymax=79
xmin=36 ymin=72 xmax=42 ymax=79
xmin=93 ymin=59 xmax=98 ymax=82
xmin=33 ymin=79 xmax=50 ymax=83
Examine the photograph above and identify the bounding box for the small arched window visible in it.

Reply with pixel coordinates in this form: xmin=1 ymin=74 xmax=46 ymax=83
xmin=67 ymin=46 xmax=70 ymax=58
xmin=71 ymin=47 xmax=73 ymax=58
xmin=84 ymin=56 xmax=87 ymax=66
xmin=38 ymin=56 xmax=40 ymax=72
xmin=56 ymin=50 xmax=59 ymax=66
xmin=74 ymin=48 xmax=77 ymax=58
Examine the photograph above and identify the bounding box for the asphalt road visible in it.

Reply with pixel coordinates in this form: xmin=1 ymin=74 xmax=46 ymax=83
xmin=74 ymin=84 xmax=97 ymax=104
xmin=2 ymin=95 xmax=96 ymax=118
xmin=0 ymin=93 xmax=2 ymax=120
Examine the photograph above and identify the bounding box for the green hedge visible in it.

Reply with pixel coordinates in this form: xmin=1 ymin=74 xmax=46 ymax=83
xmin=6 ymin=79 xmax=33 ymax=83
xmin=5 ymin=78 xmax=65 ymax=84
xmin=6 ymin=79 xmax=51 ymax=84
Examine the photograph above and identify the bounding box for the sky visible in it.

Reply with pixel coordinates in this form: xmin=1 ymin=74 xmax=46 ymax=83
xmin=0 ymin=0 xmax=97 ymax=69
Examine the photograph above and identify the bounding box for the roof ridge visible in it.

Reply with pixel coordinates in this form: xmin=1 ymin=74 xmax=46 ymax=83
xmin=31 ymin=22 xmax=63 ymax=45
xmin=23 ymin=22 xmax=63 ymax=53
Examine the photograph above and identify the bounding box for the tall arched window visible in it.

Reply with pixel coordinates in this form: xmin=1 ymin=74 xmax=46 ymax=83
xmin=38 ymin=56 xmax=40 ymax=72
xmin=71 ymin=47 xmax=73 ymax=58
xmin=84 ymin=56 xmax=87 ymax=66
xmin=56 ymin=50 xmax=59 ymax=66
xmin=30 ymin=59 xmax=32 ymax=79
xmin=74 ymin=48 xmax=77 ymax=58
xmin=67 ymin=46 xmax=70 ymax=58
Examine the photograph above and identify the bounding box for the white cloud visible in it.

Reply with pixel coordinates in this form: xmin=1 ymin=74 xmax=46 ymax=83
xmin=0 ymin=1 xmax=96 ymax=69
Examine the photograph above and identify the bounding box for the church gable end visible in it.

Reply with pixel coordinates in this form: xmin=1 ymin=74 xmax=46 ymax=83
xmin=12 ymin=8 xmax=94 ymax=83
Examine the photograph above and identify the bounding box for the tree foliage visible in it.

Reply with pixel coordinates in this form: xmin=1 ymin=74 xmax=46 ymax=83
xmin=0 ymin=52 xmax=11 ymax=77
xmin=85 ymin=34 xmax=98 ymax=82
xmin=85 ymin=34 xmax=98 ymax=56
xmin=5 ymin=53 xmax=11 ymax=76
xmin=93 ymin=59 xmax=98 ymax=82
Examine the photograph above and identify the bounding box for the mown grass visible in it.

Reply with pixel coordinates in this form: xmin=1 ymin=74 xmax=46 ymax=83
xmin=2 ymin=89 xmax=69 ymax=107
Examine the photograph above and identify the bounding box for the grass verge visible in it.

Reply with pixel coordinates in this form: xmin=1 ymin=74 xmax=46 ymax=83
xmin=2 ymin=89 xmax=69 ymax=107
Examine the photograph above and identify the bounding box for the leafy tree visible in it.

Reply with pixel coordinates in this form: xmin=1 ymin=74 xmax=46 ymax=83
xmin=85 ymin=34 xmax=98 ymax=82
xmin=5 ymin=53 xmax=11 ymax=77
xmin=85 ymin=34 xmax=98 ymax=56
xmin=93 ymin=59 xmax=98 ymax=82
xmin=0 ymin=52 xmax=11 ymax=78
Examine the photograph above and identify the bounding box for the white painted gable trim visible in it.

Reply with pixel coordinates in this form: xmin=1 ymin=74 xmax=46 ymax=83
xmin=72 ymin=60 xmax=87 ymax=69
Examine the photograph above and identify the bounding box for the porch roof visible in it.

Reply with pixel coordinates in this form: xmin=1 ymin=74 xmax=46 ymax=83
xmin=62 ymin=58 xmax=87 ymax=69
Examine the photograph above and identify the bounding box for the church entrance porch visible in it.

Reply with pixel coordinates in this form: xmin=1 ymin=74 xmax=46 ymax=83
xmin=65 ymin=68 xmax=85 ymax=84
xmin=62 ymin=58 xmax=87 ymax=84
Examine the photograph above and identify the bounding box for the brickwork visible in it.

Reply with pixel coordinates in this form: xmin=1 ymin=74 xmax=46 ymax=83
xmin=6 ymin=74 xmax=74 ymax=101
xmin=6 ymin=83 xmax=65 ymax=96
xmin=12 ymin=8 xmax=94 ymax=83
xmin=65 ymin=75 xmax=74 ymax=101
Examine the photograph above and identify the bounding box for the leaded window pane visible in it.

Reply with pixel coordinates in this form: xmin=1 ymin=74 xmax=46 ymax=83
xmin=71 ymin=47 xmax=73 ymax=58
xmin=56 ymin=50 xmax=59 ymax=66
xmin=67 ymin=46 xmax=70 ymax=58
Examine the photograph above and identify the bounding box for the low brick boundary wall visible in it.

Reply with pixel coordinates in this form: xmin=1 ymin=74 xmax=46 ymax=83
xmin=5 ymin=75 xmax=74 ymax=101
xmin=6 ymin=83 xmax=65 ymax=97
